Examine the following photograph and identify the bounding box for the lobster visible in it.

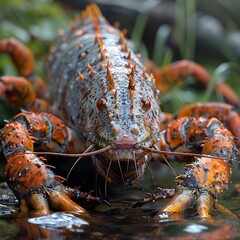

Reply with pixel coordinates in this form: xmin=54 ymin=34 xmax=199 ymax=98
xmin=0 ymin=4 xmax=239 ymax=221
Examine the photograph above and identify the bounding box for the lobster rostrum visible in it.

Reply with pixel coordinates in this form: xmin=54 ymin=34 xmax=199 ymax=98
xmin=0 ymin=4 xmax=239 ymax=221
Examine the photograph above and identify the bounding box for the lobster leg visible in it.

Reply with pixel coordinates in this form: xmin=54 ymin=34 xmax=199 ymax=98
xmin=155 ymin=116 xmax=237 ymax=221
xmin=0 ymin=38 xmax=34 ymax=77
xmin=0 ymin=38 xmax=45 ymax=95
xmin=177 ymin=102 xmax=240 ymax=148
xmin=1 ymin=111 xmax=88 ymax=215
xmin=149 ymin=60 xmax=240 ymax=107
xmin=0 ymin=76 xmax=36 ymax=108
xmin=0 ymin=38 xmax=50 ymax=112
xmin=160 ymin=102 xmax=240 ymax=148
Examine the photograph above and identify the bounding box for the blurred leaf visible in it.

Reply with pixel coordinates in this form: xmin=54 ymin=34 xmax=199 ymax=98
xmin=153 ymin=24 xmax=173 ymax=66
xmin=0 ymin=21 xmax=30 ymax=41
xmin=203 ymin=62 xmax=240 ymax=102
xmin=30 ymin=18 xmax=63 ymax=41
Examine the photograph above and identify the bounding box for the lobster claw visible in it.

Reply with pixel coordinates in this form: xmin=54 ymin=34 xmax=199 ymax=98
xmin=155 ymin=188 xmax=215 ymax=222
xmin=19 ymin=185 xmax=90 ymax=217
xmin=155 ymin=188 xmax=238 ymax=222
xmin=4 ymin=152 xmax=89 ymax=217
xmin=155 ymin=156 xmax=238 ymax=222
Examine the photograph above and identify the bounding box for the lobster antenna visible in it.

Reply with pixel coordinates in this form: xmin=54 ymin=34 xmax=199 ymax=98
xmin=139 ymin=145 xmax=233 ymax=162
xmin=33 ymin=145 xmax=112 ymax=157
xmin=66 ymin=144 xmax=95 ymax=181
xmin=32 ymin=144 xmax=232 ymax=161
xmin=153 ymin=145 xmax=177 ymax=177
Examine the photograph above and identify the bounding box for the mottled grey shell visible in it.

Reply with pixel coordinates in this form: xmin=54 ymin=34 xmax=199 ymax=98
xmin=45 ymin=12 xmax=161 ymax=148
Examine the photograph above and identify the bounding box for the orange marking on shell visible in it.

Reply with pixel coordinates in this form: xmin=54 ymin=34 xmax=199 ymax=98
xmin=128 ymin=76 xmax=135 ymax=90
xmin=141 ymin=98 xmax=151 ymax=112
xmin=54 ymin=175 xmax=66 ymax=182
xmin=132 ymin=127 xmax=139 ymax=135
xmin=137 ymin=53 xmax=142 ymax=58
xmin=97 ymin=98 xmax=107 ymax=111
xmin=45 ymin=164 xmax=56 ymax=169
xmin=149 ymin=73 xmax=155 ymax=83
xmin=107 ymin=65 xmax=115 ymax=90
xmin=75 ymin=30 xmax=83 ymax=36
xmin=77 ymin=41 xmax=83 ymax=48
xmin=188 ymin=157 xmax=231 ymax=198
xmin=88 ymin=63 xmax=95 ymax=76
xmin=127 ymin=51 xmax=131 ymax=60
xmin=164 ymin=117 xmax=193 ymax=151
xmin=107 ymin=27 xmax=115 ymax=33
xmin=121 ymin=42 xmax=128 ymax=52
xmin=175 ymin=174 xmax=187 ymax=179
xmin=95 ymin=35 xmax=103 ymax=45
xmin=114 ymin=89 xmax=118 ymax=99
xmin=99 ymin=47 xmax=104 ymax=60
xmin=78 ymin=71 xmax=87 ymax=80
xmin=38 ymin=156 xmax=47 ymax=161
xmin=141 ymin=67 xmax=147 ymax=77
xmin=126 ymin=61 xmax=131 ymax=68
xmin=128 ymin=64 xmax=136 ymax=90
xmin=80 ymin=52 xmax=86 ymax=58
xmin=5 ymin=153 xmax=49 ymax=196
xmin=45 ymin=114 xmax=68 ymax=145
xmin=128 ymin=63 xmax=136 ymax=78
xmin=112 ymin=127 xmax=119 ymax=135
xmin=118 ymin=32 xmax=125 ymax=44
xmin=0 ymin=76 xmax=36 ymax=107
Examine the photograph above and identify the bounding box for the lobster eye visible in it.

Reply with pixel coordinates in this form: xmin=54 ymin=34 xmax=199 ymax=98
xmin=97 ymin=98 xmax=107 ymax=111
xmin=141 ymin=98 xmax=151 ymax=112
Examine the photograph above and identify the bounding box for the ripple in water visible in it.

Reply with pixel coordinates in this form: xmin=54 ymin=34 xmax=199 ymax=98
xmin=28 ymin=212 xmax=89 ymax=231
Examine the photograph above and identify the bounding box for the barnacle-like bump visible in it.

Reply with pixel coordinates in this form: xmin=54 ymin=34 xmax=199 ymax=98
xmin=97 ymin=98 xmax=107 ymax=111
xmin=141 ymin=98 xmax=151 ymax=112
xmin=131 ymin=126 xmax=139 ymax=135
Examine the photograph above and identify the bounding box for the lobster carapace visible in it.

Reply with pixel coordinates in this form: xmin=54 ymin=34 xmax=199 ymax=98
xmin=0 ymin=4 xmax=239 ymax=221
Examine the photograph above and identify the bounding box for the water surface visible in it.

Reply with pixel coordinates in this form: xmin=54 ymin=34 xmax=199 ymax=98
xmin=1 ymin=163 xmax=240 ymax=239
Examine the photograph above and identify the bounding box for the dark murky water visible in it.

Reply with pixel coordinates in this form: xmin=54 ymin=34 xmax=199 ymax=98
xmin=1 ymin=199 xmax=240 ymax=240
xmin=1 ymin=163 xmax=240 ymax=239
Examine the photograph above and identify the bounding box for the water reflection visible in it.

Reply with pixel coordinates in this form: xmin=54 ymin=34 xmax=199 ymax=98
xmin=152 ymin=220 xmax=238 ymax=240
xmin=28 ymin=212 xmax=89 ymax=231
xmin=183 ymin=223 xmax=209 ymax=233
xmin=0 ymin=200 xmax=240 ymax=239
